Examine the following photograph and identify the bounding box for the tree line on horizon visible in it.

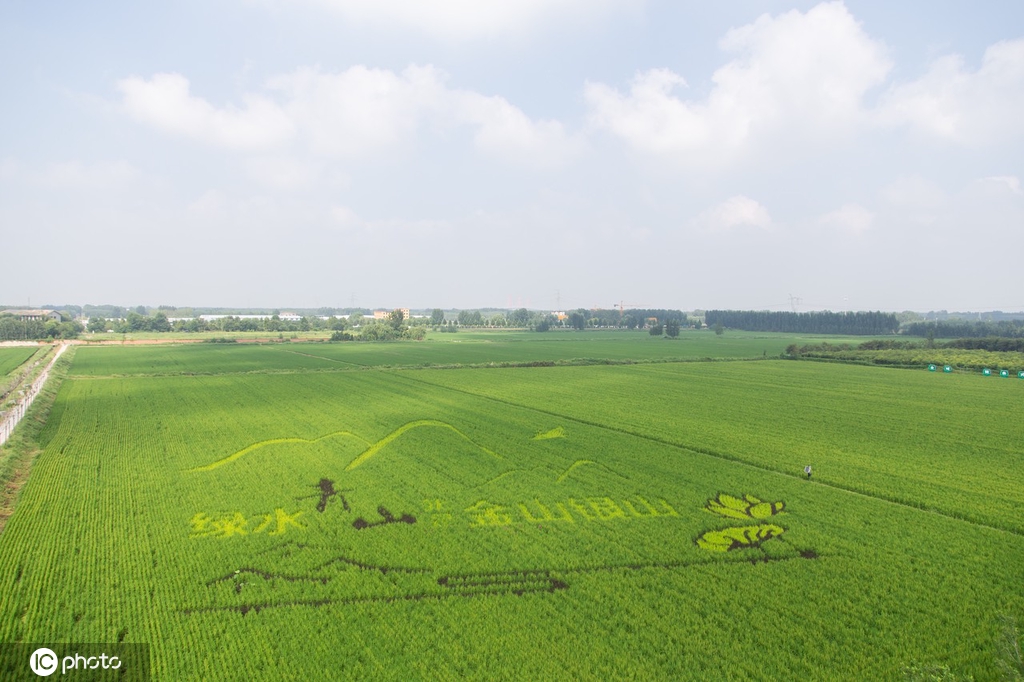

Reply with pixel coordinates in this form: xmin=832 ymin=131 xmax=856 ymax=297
xmin=704 ymin=310 xmax=900 ymax=335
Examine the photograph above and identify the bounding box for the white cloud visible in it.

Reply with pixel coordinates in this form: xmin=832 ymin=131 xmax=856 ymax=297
xmin=880 ymin=175 xmax=947 ymax=209
xmin=34 ymin=158 xmax=140 ymax=188
xmin=187 ymin=190 xmax=231 ymax=219
xmin=243 ymin=157 xmax=321 ymax=190
xmin=329 ymin=204 xmax=451 ymax=236
xmin=693 ymin=195 xmax=772 ymax=232
xmin=878 ymin=39 xmax=1024 ymax=144
xmin=819 ymin=203 xmax=874 ymax=234
xmin=267 ymin=65 xmax=446 ymax=157
xmin=287 ymin=0 xmax=639 ymax=41
xmin=449 ymin=90 xmax=582 ymax=167
xmin=119 ymin=66 xmax=576 ymax=168
xmin=118 ymin=73 xmax=295 ymax=151
xmin=586 ymin=2 xmax=890 ymax=160
xmin=879 ymin=175 xmax=947 ymax=226
xmin=2 ymin=159 xmax=142 ymax=191
xmin=975 ymin=175 xmax=1022 ymax=196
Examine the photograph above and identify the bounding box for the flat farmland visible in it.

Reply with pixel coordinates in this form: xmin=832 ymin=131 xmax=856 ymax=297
xmin=0 ymin=347 xmax=37 ymax=377
xmin=71 ymin=329 xmax=879 ymax=375
xmin=297 ymin=329 xmax=867 ymax=367
xmin=69 ymin=343 xmax=345 ymax=376
xmin=0 ymin=339 xmax=1021 ymax=679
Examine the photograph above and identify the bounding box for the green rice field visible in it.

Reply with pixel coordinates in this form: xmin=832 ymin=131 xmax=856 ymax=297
xmin=0 ymin=347 xmax=37 ymax=377
xmin=0 ymin=333 xmax=1022 ymax=679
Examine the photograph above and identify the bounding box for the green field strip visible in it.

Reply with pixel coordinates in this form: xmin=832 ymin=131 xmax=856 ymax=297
xmin=394 ymin=369 xmax=1024 ymax=538
xmin=0 ymin=346 xmax=39 ymax=377
xmin=189 ymin=431 xmax=371 ymax=472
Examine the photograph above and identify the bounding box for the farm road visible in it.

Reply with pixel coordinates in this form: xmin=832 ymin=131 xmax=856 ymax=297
xmin=0 ymin=343 xmax=67 ymax=447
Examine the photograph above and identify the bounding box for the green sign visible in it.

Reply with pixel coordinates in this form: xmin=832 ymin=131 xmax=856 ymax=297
xmin=982 ymin=368 xmax=992 ymax=376
xmin=1019 ymin=371 xmax=1024 ymax=379
xmin=1000 ymin=370 xmax=1010 ymax=377
xmin=943 ymin=365 xmax=953 ymax=373
xmin=928 ymin=364 xmax=936 ymax=372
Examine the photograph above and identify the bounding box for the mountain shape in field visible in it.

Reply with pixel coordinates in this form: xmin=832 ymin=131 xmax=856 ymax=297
xmin=189 ymin=419 xmax=501 ymax=475
xmin=190 ymin=430 xmax=369 ymax=472
xmin=532 ymin=426 xmax=566 ymax=440
xmin=470 ymin=459 xmax=630 ymax=495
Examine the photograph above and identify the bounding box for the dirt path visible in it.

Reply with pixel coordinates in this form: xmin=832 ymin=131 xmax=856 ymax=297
xmin=0 ymin=343 xmax=67 ymax=447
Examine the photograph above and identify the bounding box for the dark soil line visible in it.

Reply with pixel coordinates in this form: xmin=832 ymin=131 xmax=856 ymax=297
xmin=183 ymin=553 xmax=819 ymax=616
xmin=391 ymin=371 xmax=1024 ymax=539
xmin=69 ymin=354 xmax=766 ymax=381
xmin=206 ymin=568 xmax=330 ymax=586
xmin=181 ymin=581 xmax=567 ymax=616
xmin=311 ymin=555 xmax=430 ymax=575
xmin=270 ymin=347 xmax=366 ymax=368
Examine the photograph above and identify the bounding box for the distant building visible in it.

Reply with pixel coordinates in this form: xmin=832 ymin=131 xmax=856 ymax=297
xmin=373 ymin=308 xmax=411 ymax=321
xmin=3 ymin=309 xmax=63 ymax=322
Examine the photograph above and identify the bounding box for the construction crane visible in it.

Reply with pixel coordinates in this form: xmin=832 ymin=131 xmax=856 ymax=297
xmin=614 ymin=301 xmax=646 ymax=315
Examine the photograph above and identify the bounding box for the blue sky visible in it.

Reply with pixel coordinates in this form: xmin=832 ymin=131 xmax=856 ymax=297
xmin=2 ymin=1 xmax=1022 ymax=311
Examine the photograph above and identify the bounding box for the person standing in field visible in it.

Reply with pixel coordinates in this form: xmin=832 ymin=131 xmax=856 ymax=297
xmin=804 ymin=465 xmax=812 ymax=479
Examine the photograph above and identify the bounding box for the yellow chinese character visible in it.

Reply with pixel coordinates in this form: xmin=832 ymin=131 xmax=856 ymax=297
xmin=423 ymin=499 xmax=445 ymax=512
xmin=586 ymin=497 xmax=628 ymax=521
xmin=210 ymin=512 xmax=249 ymax=537
xmin=517 ymin=500 xmax=574 ymax=524
xmin=623 ymin=496 xmax=679 ymax=518
xmin=252 ymin=508 xmax=305 ymax=535
xmin=189 ymin=513 xmax=214 ymax=537
xmin=464 ymin=500 xmax=513 ymax=526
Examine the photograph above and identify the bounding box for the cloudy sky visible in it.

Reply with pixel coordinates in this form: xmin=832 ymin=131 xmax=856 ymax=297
xmin=2 ymin=1 xmax=1022 ymax=311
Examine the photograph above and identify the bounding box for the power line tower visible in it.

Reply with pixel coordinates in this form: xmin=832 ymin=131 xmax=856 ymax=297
xmin=788 ymin=294 xmax=802 ymax=313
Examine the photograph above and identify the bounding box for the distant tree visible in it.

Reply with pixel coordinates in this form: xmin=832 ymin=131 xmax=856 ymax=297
xmin=404 ymin=326 xmax=427 ymax=341
xmin=713 ymin=322 xmax=724 ymax=336
xmin=568 ymin=311 xmax=586 ymax=330
xmin=534 ymin=319 xmax=550 ymax=332
xmin=151 ymin=312 xmax=172 ymax=333
xmin=508 ymin=308 xmax=531 ymax=327
xmin=457 ymin=310 xmax=484 ymax=326
xmin=58 ymin=321 xmax=84 ymax=339
xmin=622 ymin=313 xmax=641 ymax=330
xmin=87 ymin=317 xmax=108 ymax=333
xmin=649 ymin=324 xmax=663 ymax=336
xmin=665 ymin=320 xmax=680 ymax=337
xmin=705 ymin=310 xmax=898 ymax=335
xmin=126 ymin=311 xmax=149 ymax=332
xmin=348 ymin=312 xmax=364 ymax=327
xmin=135 ymin=305 xmax=147 ymax=316
xmin=389 ymin=309 xmax=405 ymax=330
xmin=328 ymin=316 xmax=348 ymax=331
xmin=430 ymin=308 xmax=445 ymax=326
